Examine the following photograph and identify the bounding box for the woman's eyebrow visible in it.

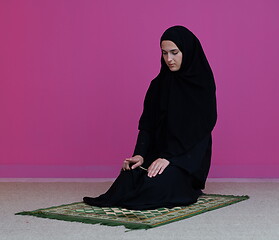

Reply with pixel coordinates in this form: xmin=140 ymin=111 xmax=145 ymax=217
xmin=162 ymin=48 xmax=179 ymax=52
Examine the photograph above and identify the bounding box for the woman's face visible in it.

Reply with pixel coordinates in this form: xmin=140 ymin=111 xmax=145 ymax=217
xmin=161 ymin=40 xmax=183 ymax=71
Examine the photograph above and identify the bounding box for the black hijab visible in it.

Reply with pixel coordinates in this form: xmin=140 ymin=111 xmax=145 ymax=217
xmin=138 ymin=26 xmax=217 ymax=159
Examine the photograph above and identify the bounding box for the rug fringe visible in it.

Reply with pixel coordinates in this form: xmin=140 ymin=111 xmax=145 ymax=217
xmin=15 ymin=210 xmax=150 ymax=230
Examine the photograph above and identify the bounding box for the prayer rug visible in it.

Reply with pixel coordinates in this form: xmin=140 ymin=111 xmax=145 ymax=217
xmin=16 ymin=194 xmax=249 ymax=230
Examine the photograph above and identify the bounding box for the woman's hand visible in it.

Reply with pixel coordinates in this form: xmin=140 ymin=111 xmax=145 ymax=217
xmin=122 ymin=155 xmax=144 ymax=171
xmin=147 ymin=158 xmax=170 ymax=178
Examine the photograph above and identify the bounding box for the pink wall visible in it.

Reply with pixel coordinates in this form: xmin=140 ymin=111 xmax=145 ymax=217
xmin=1 ymin=0 xmax=278 ymax=178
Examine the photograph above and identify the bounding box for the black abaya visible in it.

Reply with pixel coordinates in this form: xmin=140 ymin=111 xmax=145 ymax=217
xmin=83 ymin=133 xmax=211 ymax=210
xmin=83 ymin=26 xmax=217 ymax=210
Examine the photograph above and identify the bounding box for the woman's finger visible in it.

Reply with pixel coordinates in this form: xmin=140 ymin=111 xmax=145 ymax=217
xmin=158 ymin=160 xmax=170 ymax=174
xmin=152 ymin=164 xmax=163 ymax=177
xmin=147 ymin=163 xmax=154 ymax=177
xmin=131 ymin=161 xmax=142 ymax=169
xmin=148 ymin=163 xmax=159 ymax=177
xmin=158 ymin=164 xmax=166 ymax=174
xmin=151 ymin=169 xmax=159 ymax=177
xmin=123 ymin=160 xmax=130 ymax=170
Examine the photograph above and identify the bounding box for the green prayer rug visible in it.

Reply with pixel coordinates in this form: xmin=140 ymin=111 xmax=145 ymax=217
xmin=16 ymin=194 xmax=249 ymax=230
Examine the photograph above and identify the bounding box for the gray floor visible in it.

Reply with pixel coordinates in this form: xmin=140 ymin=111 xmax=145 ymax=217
xmin=1 ymin=180 xmax=279 ymax=240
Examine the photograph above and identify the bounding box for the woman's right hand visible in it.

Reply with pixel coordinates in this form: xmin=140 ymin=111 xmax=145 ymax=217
xmin=122 ymin=155 xmax=144 ymax=171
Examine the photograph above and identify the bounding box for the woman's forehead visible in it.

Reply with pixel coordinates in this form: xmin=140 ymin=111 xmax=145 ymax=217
xmin=161 ymin=40 xmax=179 ymax=50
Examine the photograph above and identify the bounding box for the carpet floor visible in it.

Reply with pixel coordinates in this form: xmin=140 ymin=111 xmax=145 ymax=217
xmin=1 ymin=180 xmax=279 ymax=240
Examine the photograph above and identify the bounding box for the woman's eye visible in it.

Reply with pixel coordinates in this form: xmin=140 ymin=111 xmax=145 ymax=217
xmin=162 ymin=52 xmax=167 ymax=55
xmin=172 ymin=51 xmax=178 ymax=55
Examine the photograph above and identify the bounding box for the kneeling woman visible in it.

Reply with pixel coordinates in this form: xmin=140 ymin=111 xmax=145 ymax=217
xmin=83 ymin=25 xmax=217 ymax=210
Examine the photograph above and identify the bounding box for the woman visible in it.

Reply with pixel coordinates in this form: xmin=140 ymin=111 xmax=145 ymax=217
xmin=83 ymin=25 xmax=217 ymax=210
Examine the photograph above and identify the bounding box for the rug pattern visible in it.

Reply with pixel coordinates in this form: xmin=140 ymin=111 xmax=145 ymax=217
xmin=16 ymin=194 xmax=249 ymax=230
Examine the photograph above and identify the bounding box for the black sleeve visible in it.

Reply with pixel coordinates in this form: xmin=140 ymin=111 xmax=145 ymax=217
xmin=132 ymin=130 xmax=151 ymax=159
xmin=166 ymin=134 xmax=212 ymax=187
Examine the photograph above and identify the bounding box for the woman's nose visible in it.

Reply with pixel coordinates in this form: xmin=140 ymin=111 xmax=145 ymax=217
xmin=167 ymin=54 xmax=173 ymax=62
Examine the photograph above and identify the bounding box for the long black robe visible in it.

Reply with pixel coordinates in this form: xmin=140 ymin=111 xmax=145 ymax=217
xmin=84 ymin=132 xmax=212 ymax=210
xmin=83 ymin=26 xmax=217 ymax=210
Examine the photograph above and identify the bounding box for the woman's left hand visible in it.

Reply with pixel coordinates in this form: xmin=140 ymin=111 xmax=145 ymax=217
xmin=147 ymin=158 xmax=170 ymax=178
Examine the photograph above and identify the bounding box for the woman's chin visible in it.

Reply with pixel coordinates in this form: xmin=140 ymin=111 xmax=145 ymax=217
xmin=169 ymin=67 xmax=180 ymax=72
